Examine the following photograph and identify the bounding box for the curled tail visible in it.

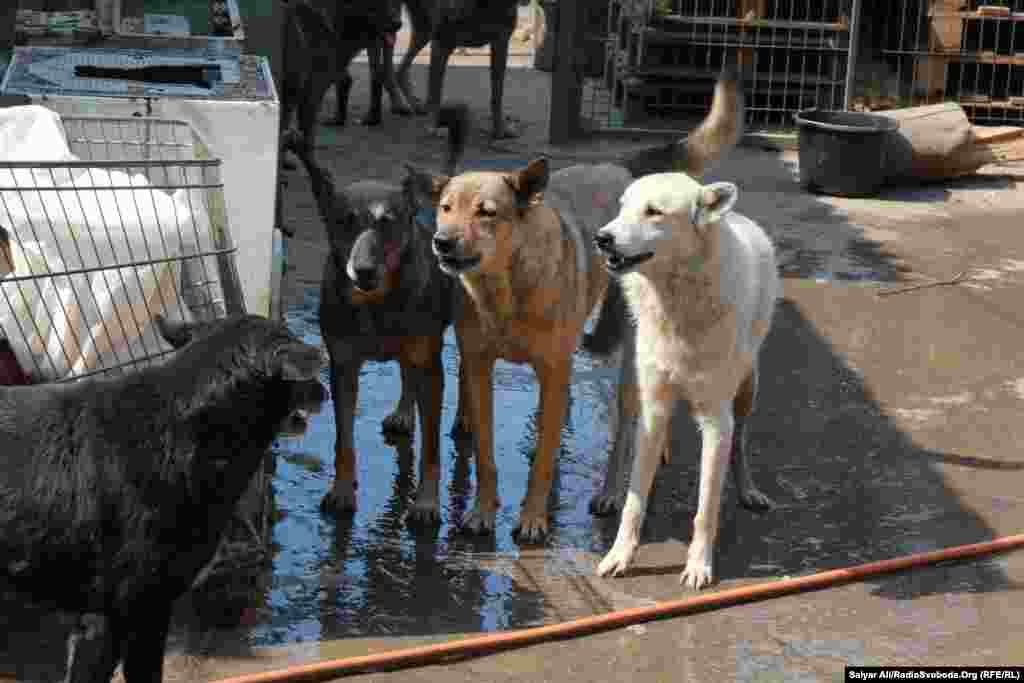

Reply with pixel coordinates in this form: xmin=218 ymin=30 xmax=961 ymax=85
xmin=622 ymin=64 xmax=745 ymax=179
xmin=436 ymin=102 xmax=471 ymax=177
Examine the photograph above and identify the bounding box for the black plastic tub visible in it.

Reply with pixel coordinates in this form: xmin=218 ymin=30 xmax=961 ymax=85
xmin=794 ymin=109 xmax=900 ymax=198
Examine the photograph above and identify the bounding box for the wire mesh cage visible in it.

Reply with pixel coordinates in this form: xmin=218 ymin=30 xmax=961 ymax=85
xmin=0 ymin=113 xmax=269 ymax=585
xmin=0 ymin=115 xmax=245 ymax=384
xmin=583 ymin=0 xmax=858 ymax=132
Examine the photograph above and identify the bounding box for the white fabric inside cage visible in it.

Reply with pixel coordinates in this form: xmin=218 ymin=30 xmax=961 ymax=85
xmin=0 ymin=105 xmax=218 ymax=382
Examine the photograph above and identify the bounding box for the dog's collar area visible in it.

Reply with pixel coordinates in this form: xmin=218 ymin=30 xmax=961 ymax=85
xmin=438 ymin=253 xmax=482 ymax=275
xmin=604 ymin=251 xmax=654 ymax=274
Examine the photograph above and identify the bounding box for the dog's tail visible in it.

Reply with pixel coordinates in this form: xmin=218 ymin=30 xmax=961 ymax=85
xmin=582 ymin=278 xmax=629 ymax=358
xmin=436 ymin=102 xmax=471 ymax=177
xmin=281 ymin=130 xmax=342 ymax=229
xmin=621 ymin=64 xmax=745 ymax=179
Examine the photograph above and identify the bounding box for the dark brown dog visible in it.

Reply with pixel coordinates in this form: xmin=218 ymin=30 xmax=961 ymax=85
xmin=395 ymin=0 xmax=521 ymax=139
xmin=279 ymin=0 xmax=410 ymax=170
xmin=284 ymin=104 xmax=470 ymax=523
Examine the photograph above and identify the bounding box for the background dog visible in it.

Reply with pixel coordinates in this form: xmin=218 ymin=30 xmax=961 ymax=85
xmin=285 ymin=104 xmax=469 ymax=523
xmin=592 ymin=175 xmax=779 ymax=590
xmin=396 ymin=0 xmax=521 ymax=139
xmin=279 ymin=0 xmax=409 ymax=171
xmin=0 ymin=314 xmax=326 ymax=681
xmin=404 ymin=68 xmax=745 ymax=544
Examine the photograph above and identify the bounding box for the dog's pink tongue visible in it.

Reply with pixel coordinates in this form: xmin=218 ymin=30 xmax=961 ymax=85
xmin=384 ymin=242 xmax=402 ymax=271
xmin=384 ymin=32 xmax=397 ymax=47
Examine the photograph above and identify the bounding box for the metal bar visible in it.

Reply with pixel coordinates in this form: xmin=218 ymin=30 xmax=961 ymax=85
xmin=0 ymin=248 xmax=237 ymax=284
xmin=55 ymin=348 xmax=176 ymax=383
xmin=0 ymin=159 xmax=219 ymax=170
xmin=0 ymin=182 xmax=223 ymax=191
xmin=843 ymin=0 xmax=862 ymax=111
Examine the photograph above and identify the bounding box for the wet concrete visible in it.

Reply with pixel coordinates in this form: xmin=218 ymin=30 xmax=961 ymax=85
xmin=4 ymin=48 xmax=1024 ymax=682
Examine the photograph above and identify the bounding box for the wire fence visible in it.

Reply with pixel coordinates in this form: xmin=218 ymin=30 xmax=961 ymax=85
xmin=580 ymin=0 xmax=1024 ymax=136
xmin=584 ymin=0 xmax=858 ymax=133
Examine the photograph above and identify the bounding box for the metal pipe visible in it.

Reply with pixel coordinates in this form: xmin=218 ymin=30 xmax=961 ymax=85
xmin=843 ymin=0 xmax=863 ymax=111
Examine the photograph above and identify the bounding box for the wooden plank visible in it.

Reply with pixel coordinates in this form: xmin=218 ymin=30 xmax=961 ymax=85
xmin=961 ymin=100 xmax=1024 ymax=109
xmin=631 ymin=65 xmax=843 ymax=86
xmin=971 ymin=125 xmax=1024 ymax=143
xmin=658 ymin=15 xmax=849 ymax=32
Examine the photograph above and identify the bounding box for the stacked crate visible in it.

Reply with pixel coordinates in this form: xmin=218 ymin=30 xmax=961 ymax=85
xmin=885 ymin=0 xmax=1024 ymax=123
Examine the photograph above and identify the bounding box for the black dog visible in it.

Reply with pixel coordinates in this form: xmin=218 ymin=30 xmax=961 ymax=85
xmin=396 ymin=0 xmax=521 ymax=139
xmin=283 ymin=103 xmax=469 ymax=522
xmin=279 ymin=0 xmax=410 ymax=170
xmin=0 ymin=314 xmax=326 ymax=682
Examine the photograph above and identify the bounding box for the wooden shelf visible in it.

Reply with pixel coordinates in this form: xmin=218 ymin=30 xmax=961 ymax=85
xmin=960 ymin=99 xmax=1024 ymax=109
xmin=623 ymin=64 xmax=843 ymax=87
xmin=929 ymin=11 xmax=1024 ymax=21
xmin=959 ymin=52 xmax=1024 ymax=64
xmin=656 ymin=14 xmax=850 ymax=33
xmin=882 ymin=51 xmax=1024 ymax=64
xmin=642 ymin=27 xmax=846 ymax=50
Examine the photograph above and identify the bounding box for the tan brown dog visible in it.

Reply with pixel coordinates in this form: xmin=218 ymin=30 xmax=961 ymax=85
xmin=406 ymin=68 xmax=745 ymax=543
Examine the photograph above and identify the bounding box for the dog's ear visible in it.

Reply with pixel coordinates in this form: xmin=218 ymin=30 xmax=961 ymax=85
xmin=504 ymin=157 xmax=549 ymax=210
xmin=155 ymin=314 xmax=198 ymax=349
xmin=690 ymin=181 xmax=738 ymax=227
xmin=275 ymin=343 xmax=324 ymax=381
xmin=403 ymin=163 xmax=449 ymax=210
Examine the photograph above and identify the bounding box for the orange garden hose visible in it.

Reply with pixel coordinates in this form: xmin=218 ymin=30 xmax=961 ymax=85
xmin=214 ymin=533 xmax=1024 ymax=683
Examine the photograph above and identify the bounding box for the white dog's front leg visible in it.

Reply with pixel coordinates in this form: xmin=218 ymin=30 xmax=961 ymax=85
xmin=597 ymin=379 xmax=674 ymax=578
xmin=682 ymin=402 xmax=735 ymax=590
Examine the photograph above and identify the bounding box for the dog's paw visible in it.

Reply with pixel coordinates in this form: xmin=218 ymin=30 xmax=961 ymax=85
xmin=391 ymin=102 xmax=415 ymax=117
xmin=320 ymin=483 xmax=357 ymax=517
xmin=512 ymin=513 xmax=549 ymax=545
xmin=460 ymin=504 xmax=497 ymax=536
xmin=406 ymin=496 xmax=442 ymax=527
xmin=596 ymin=541 xmax=637 ymax=578
xmin=361 ymin=113 xmax=383 ymax=127
xmin=382 ymin=407 xmax=416 ymax=436
xmin=425 ymin=125 xmax=448 ymax=139
xmin=738 ymin=486 xmax=774 ymax=512
xmin=679 ymin=560 xmax=715 ymax=590
xmin=588 ymin=493 xmax=622 ymax=517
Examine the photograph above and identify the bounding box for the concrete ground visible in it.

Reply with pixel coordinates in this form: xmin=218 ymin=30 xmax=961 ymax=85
xmin=160 ymin=48 xmax=1024 ymax=682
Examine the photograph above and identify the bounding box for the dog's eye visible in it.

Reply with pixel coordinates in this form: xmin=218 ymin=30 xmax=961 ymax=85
xmin=645 ymin=205 xmax=663 ymax=217
xmin=440 ymin=204 xmax=452 ymax=213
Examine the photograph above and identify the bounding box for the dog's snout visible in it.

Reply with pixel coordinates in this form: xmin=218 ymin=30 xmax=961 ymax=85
xmin=594 ymin=232 xmax=615 ymax=251
xmin=433 ymin=235 xmax=456 ymax=255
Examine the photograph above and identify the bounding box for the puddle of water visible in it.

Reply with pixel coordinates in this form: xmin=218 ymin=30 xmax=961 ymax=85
xmin=245 ymin=287 xmax=621 ymax=644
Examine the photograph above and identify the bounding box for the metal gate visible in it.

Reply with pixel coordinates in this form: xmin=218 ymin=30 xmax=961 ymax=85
xmin=581 ymin=0 xmax=860 ymax=132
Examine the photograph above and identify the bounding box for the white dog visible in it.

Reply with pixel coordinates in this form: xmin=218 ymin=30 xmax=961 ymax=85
xmin=591 ymin=172 xmax=778 ymax=589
